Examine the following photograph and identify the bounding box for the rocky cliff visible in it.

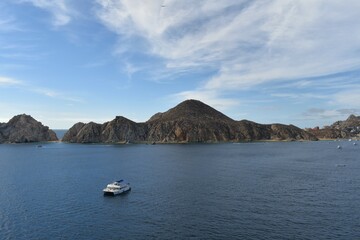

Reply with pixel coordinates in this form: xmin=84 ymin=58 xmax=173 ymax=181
xmin=63 ymin=100 xmax=317 ymax=143
xmin=307 ymin=114 xmax=360 ymax=139
xmin=0 ymin=114 xmax=58 ymax=143
xmin=62 ymin=116 xmax=147 ymax=143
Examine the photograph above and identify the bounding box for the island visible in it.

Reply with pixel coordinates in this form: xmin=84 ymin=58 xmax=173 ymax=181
xmin=62 ymin=99 xmax=318 ymax=143
xmin=0 ymin=114 xmax=58 ymax=143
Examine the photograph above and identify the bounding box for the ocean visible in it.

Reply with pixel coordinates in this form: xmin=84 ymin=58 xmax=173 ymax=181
xmin=0 ymin=141 xmax=359 ymax=239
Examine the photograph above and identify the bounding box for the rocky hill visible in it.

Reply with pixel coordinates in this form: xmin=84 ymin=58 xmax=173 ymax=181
xmin=0 ymin=114 xmax=58 ymax=143
xmin=63 ymin=100 xmax=317 ymax=143
xmin=307 ymin=114 xmax=360 ymax=139
xmin=62 ymin=117 xmax=147 ymax=143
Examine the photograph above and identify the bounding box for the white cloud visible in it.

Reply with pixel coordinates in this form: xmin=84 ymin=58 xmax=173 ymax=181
xmin=21 ymin=0 xmax=73 ymax=26
xmin=95 ymin=0 xmax=360 ymax=96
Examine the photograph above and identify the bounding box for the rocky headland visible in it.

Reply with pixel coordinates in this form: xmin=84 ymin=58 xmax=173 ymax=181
xmin=306 ymin=114 xmax=360 ymax=139
xmin=62 ymin=99 xmax=318 ymax=143
xmin=0 ymin=114 xmax=58 ymax=143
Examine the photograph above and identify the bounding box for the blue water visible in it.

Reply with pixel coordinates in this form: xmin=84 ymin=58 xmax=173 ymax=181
xmin=0 ymin=141 xmax=359 ymax=239
xmin=53 ymin=129 xmax=67 ymax=140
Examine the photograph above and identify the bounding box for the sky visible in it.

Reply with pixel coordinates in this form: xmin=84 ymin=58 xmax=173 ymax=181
xmin=1 ymin=0 xmax=360 ymax=129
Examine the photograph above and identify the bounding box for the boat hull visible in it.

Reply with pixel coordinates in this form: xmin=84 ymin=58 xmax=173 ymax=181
xmin=103 ymin=187 xmax=131 ymax=196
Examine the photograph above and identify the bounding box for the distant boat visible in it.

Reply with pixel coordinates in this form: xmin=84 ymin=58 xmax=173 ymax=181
xmin=337 ymin=145 xmax=342 ymax=149
xmin=36 ymin=145 xmax=42 ymax=148
xmin=336 ymin=164 xmax=346 ymax=167
xmin=354 ymin=142 xmax=357 ymax=146
xmin=103 ymin=180 xmax=131 ymax=196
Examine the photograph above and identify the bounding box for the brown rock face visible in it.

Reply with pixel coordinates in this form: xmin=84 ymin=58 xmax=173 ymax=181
xmin=62 ymin=116 xmax=147 ymax=143
xmin=62 ymin=100 xmax=318 ymax=143
xmin=61 ymin=122 xmax=86 ymax=142
xmin=101 ymin=117 xmax=147 ymax=143
xmin=146 ymin=100 xmax=238 ymax=142
xmin=0 ymin=114 xmax=58 ymax=143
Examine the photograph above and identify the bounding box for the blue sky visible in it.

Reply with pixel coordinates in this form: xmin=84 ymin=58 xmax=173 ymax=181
xmin=1 ymin=0 xmax=360 ymax=129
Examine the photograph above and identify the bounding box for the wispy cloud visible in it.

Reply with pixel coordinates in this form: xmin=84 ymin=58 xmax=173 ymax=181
xmin=122 ymin=61 xmax=140 ymax=79
xmin=0 ymin=75 xmax=83 ymax=102
xmin=20 ymin=0 xmax=74 ymax=26
xmin=0 ymin=16 xmax=21 ymax=32
xmin=302 ymin=108 xmax=360 ymax=122
xmin=32 ymin=87 xmax=84 ymax=102
xmin=0 ymin=5 xmax=23 ymax=32
xmin=333 ymin=89 xmax=360 ymax=108
xmin=303 ymin=108 xmax=342 ymax=119
xmin=0 ymin=76 xmax=22 ymax=86
xmin=95 ymin=0 xmax=360 ymax=108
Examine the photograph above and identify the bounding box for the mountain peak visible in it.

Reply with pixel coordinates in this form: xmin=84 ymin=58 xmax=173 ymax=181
xmin=147 ymin=99 xmax=234 ymax=122
xmin=347 ymin=114 xmax=359 ymax=121
xmin=8 ymin=114 xmax=38 ymax=126
xmin=0 ymin=114 xmax=58 ymax=143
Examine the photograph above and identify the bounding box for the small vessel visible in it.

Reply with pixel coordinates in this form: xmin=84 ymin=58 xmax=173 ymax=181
xmin=336 ymin=164 xmax=346 ymax=167
xmin=103 ymin=180 xmax=131 ymax=196
xmin=337 ymin=145 xmax=342 ymax=149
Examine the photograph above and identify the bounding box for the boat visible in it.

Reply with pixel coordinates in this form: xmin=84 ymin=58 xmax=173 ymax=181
xmin=103 ymin=180 xmax=131 ymax=196
xmin=336 ymin=164 xmax=346 ymax=167
xmin=337 ymin=145 xmax=342 ymax=149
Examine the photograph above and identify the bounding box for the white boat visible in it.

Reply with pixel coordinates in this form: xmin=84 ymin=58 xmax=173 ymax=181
xmin=103 ymin=180 xmax=131 ymax=196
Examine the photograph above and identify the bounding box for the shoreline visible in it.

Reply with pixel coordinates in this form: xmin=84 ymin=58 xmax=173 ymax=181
xmin=3 ymin=138 xmax=359 ymax=145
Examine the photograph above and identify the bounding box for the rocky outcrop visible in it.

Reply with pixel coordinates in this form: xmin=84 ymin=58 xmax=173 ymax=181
xmin=0 ymin=114 xmax=58 ymax=143
xmin=307 ymin=114 xmax=360 ymax=139
xmin=101 ymin=116 xmax=147 ymax=143
xmin=331 ymin=114 xmax=360 ymax=133
xmin=235 ymin=121 xmax=316 ymax=141
xmin=62 ymin=116 xmax=147 ymax=143
xmin=63 ymin=99 xmax=317 ymax=143
xmin=61 ymin=122 xmax=86 ymax=142
xmin=146 ymin=100 xmax=239 ymax=142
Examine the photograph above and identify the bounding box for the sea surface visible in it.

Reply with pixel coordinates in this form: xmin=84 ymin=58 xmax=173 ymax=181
xmin=0 ymin=141 xmax=359 ymax=239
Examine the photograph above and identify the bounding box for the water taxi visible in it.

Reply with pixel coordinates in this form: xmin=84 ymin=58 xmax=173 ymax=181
xmin=103 ymin=180 xmax=131 ymax=196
